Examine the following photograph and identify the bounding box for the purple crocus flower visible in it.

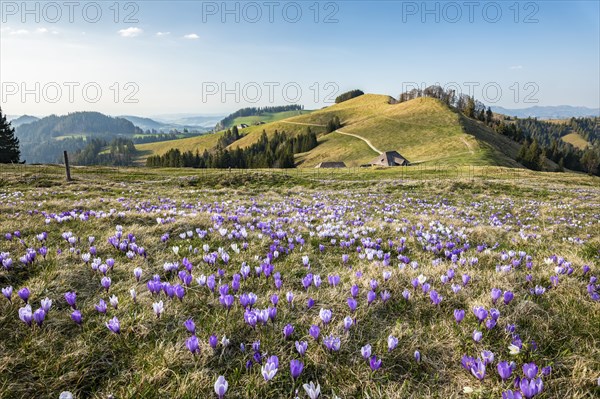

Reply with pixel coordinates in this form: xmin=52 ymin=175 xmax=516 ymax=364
xmin=19 ymin=305 xmax=33 ymax=326
xmin=369 ymin=355 xmax=382 ymax=371
xmin=309 ymin=324 xmax=320 ymax=340
xmin=387 ymin=335 xmax=398 ymax=351
xmin=414 ymin=350 xmax=421 ymax=362
xmin=134 ymin=267 xmax=143 ymax=282
xmin=520 ymin=377 xmax=544 ymax=398
xmin=209 ymin=334 xmax=218 ymax=348
xmin=347 ymin=298 xmax=357 ymax=312
xmin=319 ymin=308 xmax=332 ymax=324
xmin=504 ymin=291 xmax=514 ymax=305
xmin=95 ymin=299 xmax=107 ymax=314
xmin=473 ymin=306 xmax=488 ymax=323
xmin=470 ymin=358 xmax=486 ymax=380
xmin=295 ymin=340 xmax=308 ymax=356
xmin=101 ymin=277 xmax=111 ymax=292
xmin=367 ymin=290 xmax=377 ymax=305
xmin=283 ymin=323 xmax=294 ymax=339
xmin=454 ymin=309 xmax=465 ymax=323
xmin=290 ymin=359 xmax=304 ymax=379
xmin=491 ymin=288 xmax=502 ymax=304
xmin=64 ymin=292 xmax=77 ymax=309
xmin=350 ymin=284 xmax=359 ymax=298
xmin=18 ymin=287 xmax=30 ymax=304
xmin=184 ymin=318 xmax=196 ymax=333
xmin=33 ymin=308 xmax=45 ymax=327
xmin=106 ymin=316 xmax=121 ymax=334
xmin=307 ymin=297 xmax=315 ymax=309
xmin=323 ymin=335 xmax=341 ymax=351
xmin=40 ymin=297 xmax=52 ymax=313
xmin=2 ymin=286 xmax=12 ymax=302
xmin=214 ymin=376 xmax=228 ymax=399
xmin=186 ymin=335 xmax=200 ymax=355
xmin=361 ymin=344 xmax=372 ymax=359
xmin=71 ymin=310 xmax=83 ymax=325
xmin=522 ymin=363 xmax=538 ymax=379
xmin=473 ymin=330 xmax=483 ymax=342
xmin=497 ymin=361 xmax=512 ymax=381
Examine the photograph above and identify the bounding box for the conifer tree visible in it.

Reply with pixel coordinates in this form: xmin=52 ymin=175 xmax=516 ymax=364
xmin=0 ymin=108 xmax=21 ymax=163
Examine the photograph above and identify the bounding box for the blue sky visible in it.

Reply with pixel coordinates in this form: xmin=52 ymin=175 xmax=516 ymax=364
xmin=1 ymin=0 xmax=598 ymax=116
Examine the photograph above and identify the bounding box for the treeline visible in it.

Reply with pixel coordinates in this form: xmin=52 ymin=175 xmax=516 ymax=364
xmin=73 ymin=138 xmax=137 ymax=166
xmin=325 ymin=116 xmax=342 ymax=133
xmin=146 ymin=128 xmax=318 ymax=169
xmin=217 ymin=105 xmax=304 ymax=130
xmin=133 ymin=133 xmax=201 ymax=145
xmin=335 ymin=89 xmax=364 ymax=104
xmin=216 ymin=126 xmax=241 ymax=149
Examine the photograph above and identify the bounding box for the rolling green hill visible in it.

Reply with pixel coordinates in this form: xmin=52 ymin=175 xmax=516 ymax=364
xmin=136 ymin=94 xmax=528 ymax=167
xmin=230 ymin=110 xmax=312 ymax=128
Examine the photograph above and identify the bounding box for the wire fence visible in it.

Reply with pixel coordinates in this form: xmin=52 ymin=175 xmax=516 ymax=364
xmin=0 ymin=162 xmax=540 ymax=185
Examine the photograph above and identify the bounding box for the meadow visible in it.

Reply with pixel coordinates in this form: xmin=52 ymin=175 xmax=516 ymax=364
xmin=0 ymin=165 xmax=599 ymax=398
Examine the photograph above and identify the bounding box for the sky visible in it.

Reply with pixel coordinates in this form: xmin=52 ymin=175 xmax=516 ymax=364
xmin=1 ymin=0 xmax=599 ymax=117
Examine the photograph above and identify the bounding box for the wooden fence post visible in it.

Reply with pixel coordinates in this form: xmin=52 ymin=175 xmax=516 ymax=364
xmin=63 ymin=151 xmax=72 ymax=181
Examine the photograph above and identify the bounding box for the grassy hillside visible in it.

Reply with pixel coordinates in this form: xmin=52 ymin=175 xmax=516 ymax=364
xmin=562 ymin=132 xmax=590 ymax=149
xmin=229 ymin=110 xmax=312 ymax=128
xmin=136 ymin=94 xmax=525 ymax=168
xmin=135 ymin=132 xmax=224 ymax=164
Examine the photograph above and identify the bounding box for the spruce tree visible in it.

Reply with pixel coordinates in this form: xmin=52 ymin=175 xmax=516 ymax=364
xmin=0 ymin=108 xmax=21 ymax=163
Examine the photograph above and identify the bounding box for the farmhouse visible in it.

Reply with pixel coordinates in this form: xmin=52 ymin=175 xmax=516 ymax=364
xmin=237 ymin=124 xmax=249 ymax=129
xmin=315 ymin=162 xmax=347 ymax=168
xmin=370 ymin=151 xmax=410 ymax=166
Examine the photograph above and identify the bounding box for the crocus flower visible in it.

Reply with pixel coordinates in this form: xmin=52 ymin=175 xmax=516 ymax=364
xmin=101 ymin=276 xmax=111 ymax=292
xmin=134 ymin=267 xmax=143 ymax=281
xmin=503 ymin=291 xmax=514 ymax=305
xmin=19 ymin=305 xmax=33 ymax=326
xmin=454 ymin=309 xmax=465 ymax=323
xmin=209 ymin=335 xmax=218 ymax=348
xmin=522 ymin=363 xmax=538 ymax=379
xmin=71 ymin=310 xmax=83 ymax=325
xmin=369 ymin=355 xmax=382 ymax=371
xmin=18 ymin=287 xmax=30 ymax=304
xmin=323 ymin=335 xmax=341 ymax=352
xmin=473 ymin=330 xmax=483 ymax=342
xmin=295 ymin=340 xmax=308 ymax=356
xmin=481 ymin=350 xmax=494 ymax=365
xmin=153 ymin=301 xmax=164 ymax=318
xmin=473 ymin=306 xmax=488 ymax=323
xmin=290 ymin=359 xmax=304 ymax=379
xmin=186 ymin=335 xmax=200 ymax=355
xmin=502 ymin=390 xmax=523 ymax=399
xmin=106 ymin=316 xmax=121 ymax=334
xmin=40 ymin=297 xmax=52 ymax=312
xmin=470 ymin=358 xmax=486 ymax=380
xmin=387 ymin=335 xmax=398 ymax=351
xmin=184 ymin=318 xmax=196 ymax=334
xmin=261 ymin=355 xmax=279 ymax=381
xmin=283 ymin=323 xmax=294 ymax=339
xmin=361 ymin=344 xmax=372 ymax=359
xmin=303 ymin=381 xmax=321 ymax=399
xmin=64 ymin=292 xmax=77 ymax=309
xmin=319 ymin=308 xmax=332 ymax=324
xmin=95 ymin=299 xmax=107 ymax=314
xmin=309 ymin=324 xmax=320 ymax=340
xmin=520 ymin=377 xmax=543 ymax=398
xmin=347 ymin=298 xmax=357 ymax=312
xmin=214 ymin=375 xmax=228 ymax=399
xmin=33 ymin=308 xmax=45 ymax=327
xmin=109 ymin=295 xmax=119 ymax=309
xmin=343 ymin=316 xmax=354 ymax=330
xmin=2 ymin=286 xmax=13 ymax=302
xmin=497 ymin=361 xmax=512 ymax=380
xmin=414 ymin=350 xmax=421 ymax=362
xmin=491 ymin=288 xmax=502 ymax=304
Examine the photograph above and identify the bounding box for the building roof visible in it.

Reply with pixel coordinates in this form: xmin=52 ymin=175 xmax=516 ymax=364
xmin=370 ymin=151 xmax=409 ymax=166
xmin=315 ymin=161 xmax=347 ymax=168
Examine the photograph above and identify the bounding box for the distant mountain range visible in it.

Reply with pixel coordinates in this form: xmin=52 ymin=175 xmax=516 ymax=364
xmin=118 ymin=115 xmax=210 ymax=133
xmin=7 ymin=115 xmax=40 ymax=127
xmin=492 ymin=105 xmax=599 ymax=119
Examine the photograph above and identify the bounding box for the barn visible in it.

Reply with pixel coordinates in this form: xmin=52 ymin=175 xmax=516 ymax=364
xmin=370 ymin=151 xmax=410 ymax=166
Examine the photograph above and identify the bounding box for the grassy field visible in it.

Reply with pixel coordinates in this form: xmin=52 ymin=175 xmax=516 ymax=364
xmin=135 ymin=132 xmax=224 ymax=164
xmin=229 ymin=110 xmax=313 ymax=128
xmin=562 ymin=132 xmax=590 ymax=150
xmin=0 ymin=165 xmax=599 ymax=398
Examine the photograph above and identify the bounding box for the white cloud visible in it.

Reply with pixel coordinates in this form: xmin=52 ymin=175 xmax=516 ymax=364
xmin=9 ymin=29 xmax=29 ymax=36
xmin=509 ymin=65 xmax=523 ymax=70
xmin=118 ymin=27 xmax=143 ymax=38
xmin=183 ymin=33 xmax=199 ymax=40
xmin=156 ymin=32 xmax=171 ymax=37
xmin=36 ymin=28 xmax=49 ymax=34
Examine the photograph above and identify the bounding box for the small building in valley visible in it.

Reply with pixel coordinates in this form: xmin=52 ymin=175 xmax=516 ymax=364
xmin=370 ymin=151 xmax=410 ymax=167
xmin=315 ymin=161 xmax=347 ymax=168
